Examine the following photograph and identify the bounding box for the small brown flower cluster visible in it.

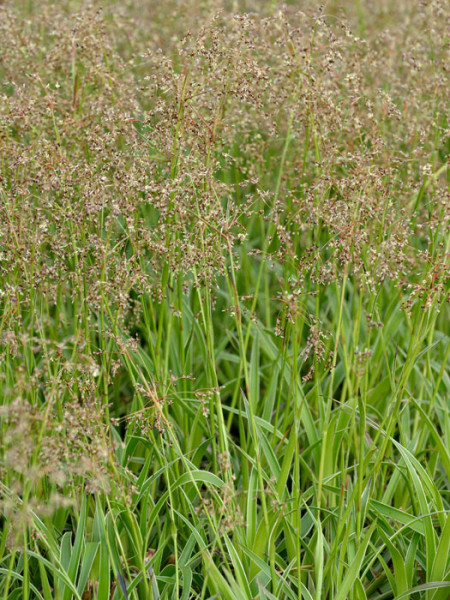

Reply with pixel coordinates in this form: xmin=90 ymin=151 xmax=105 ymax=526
xmin=0 ymin=394 xmax=118 ymax=547
xmin=0 ymin=396 xmax=114 ymax=492
xmin=300 ymin=317 xmax=334 ymax=382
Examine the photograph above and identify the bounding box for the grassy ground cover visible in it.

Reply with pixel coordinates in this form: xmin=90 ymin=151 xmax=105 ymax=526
xmin=0 ymin=1 xmax=449 ymax=598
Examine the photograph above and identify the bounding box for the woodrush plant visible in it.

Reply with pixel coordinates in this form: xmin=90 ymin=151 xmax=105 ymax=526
xmin=0 ymin=1 xmax=449 ymax=599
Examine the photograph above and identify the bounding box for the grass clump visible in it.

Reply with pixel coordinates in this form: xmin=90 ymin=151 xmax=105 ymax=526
xmin=0 ymin=1 xmax=449 ymax=599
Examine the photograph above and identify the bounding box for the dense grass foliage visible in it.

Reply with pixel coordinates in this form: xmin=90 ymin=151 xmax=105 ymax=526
xmin=0 ymin=1 xmax=449 ymax=599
